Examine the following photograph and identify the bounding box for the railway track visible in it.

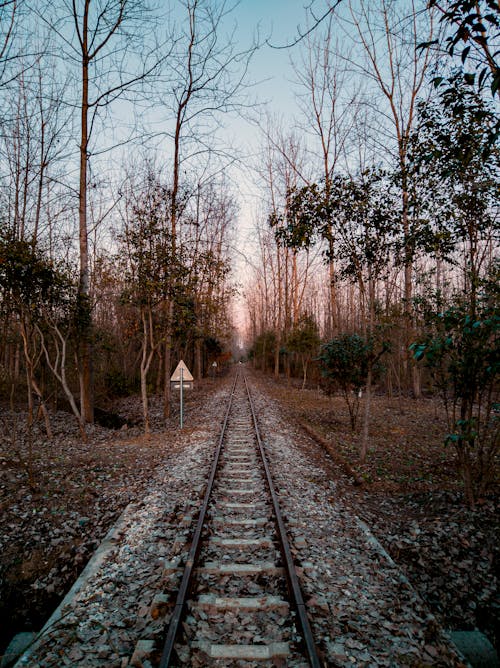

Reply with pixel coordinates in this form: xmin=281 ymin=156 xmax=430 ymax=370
xmin=159 ymin=371 xmax=322 ymax=667
xmin=12 ymin=368 xmax=464 ymax=667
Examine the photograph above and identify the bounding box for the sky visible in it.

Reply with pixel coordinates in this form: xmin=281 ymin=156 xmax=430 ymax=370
xmin=94 ymin=0 xmax=313 ymax=319
xmin=218 ymin=0 xmax=309 ymax=198
xmin=211 ymin=0 xmax=371 ymax=341
xmin=6 ymin=0 xmax=349 ymax=336
xmin=206 ymin=1 xmax=318 ymax=333
xmin=235 ymin=0 xmax=308 ymax=114
xmin=138 ymin=0 xmax=316 ymax=283
xmin=216 ymin=1 xmax=319 ymax=282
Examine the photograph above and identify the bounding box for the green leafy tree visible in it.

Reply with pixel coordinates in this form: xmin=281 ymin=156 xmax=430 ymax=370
xmin=249 ymin=331 xmax=277 ymax=373
xmin=120 ymin=176 xmax=186 ymax=436
xmin=277 ymin=170 xmax=395 ymax=458
xmin=408 ymin=77 xmax=499 ymax=310
xmin=0 ymin=232 xmax=79 ymax=436
xmin=411 ymin=274 xmax=499 ymax=505
xmin=424 ymin=0 xmax=500 ymax=96
xmin=318 ymin=334 xmax=372 ymax=432
xmin=408 ymin=74 xmax=499 ymax=505
xmin=274 ymin=170 xmax=398 ymax=297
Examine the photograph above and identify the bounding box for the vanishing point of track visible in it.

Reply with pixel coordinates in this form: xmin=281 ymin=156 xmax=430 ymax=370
xmin=159 ymin=370 xmax=322 ymax=666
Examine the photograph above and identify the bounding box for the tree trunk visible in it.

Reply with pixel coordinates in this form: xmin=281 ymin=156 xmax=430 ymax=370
xmin=328 ymin=232 xmax=337 ymax=336
xmin=360 ymin=276 xmax=375 ymax=462
xmin=156 ymin=347 xmax=163 ymax=394
xmin=274 ymin=333 xmax=280 ymax=378
xmin=141 ymin=348 xmax=151 ymax=438
xmin=360 ymin=366 xmax=372 ymax=463
xmin=194 ymin=337 xmax=202 ymax=380
xmin=32 ymin=377 xmax=53 ymax=440
xmin=163 ymin=300 xmax=173 ymax=418
xmin=78 ymin=6 xmax=93 ymax=423
xmin=19 ymin=319 xmax=34 ymax=425
xmin=140 ymin=309 xmax=158 ymax=438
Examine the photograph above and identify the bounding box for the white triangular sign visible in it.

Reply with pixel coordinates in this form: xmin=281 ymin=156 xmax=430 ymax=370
xmin=170 ymin=360 xmax=194 ymax=382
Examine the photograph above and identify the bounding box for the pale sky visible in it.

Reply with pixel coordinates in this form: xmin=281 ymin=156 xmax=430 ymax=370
xmin=217 ymin=1 xmax=317 ymax=330
xmin=223 ymin=0 xmax=313 ymax=199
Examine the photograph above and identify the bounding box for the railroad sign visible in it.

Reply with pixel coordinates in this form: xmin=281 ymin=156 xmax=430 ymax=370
xmin=170 ymin=360 xmax=193 ymax=390
xmin=170 ymin=360 xmax=193 ymax=429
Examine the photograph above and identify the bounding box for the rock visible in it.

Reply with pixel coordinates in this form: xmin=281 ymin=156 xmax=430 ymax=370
xmin=1 ymin=632 xmax=36 ymax=667
xmin=96 ymin=644 xmax=112 ymax=658
xmin=130 ymin=639 xmax=156 ymax=667
xmin=449 ymin=630 xmax=500 ymax=667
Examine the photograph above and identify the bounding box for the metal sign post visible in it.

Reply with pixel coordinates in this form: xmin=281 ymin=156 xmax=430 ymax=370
xmin=170 ymin=360 xmax=193 ymax=429
xmin=180 ymin=367 xmax=184 ymax=429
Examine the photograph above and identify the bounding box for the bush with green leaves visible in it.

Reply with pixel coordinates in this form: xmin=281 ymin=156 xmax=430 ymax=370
xmin=0 ymin=234 xmax=76 ymax=319
xmin=318 ymin=334 xmax=373 ymax=430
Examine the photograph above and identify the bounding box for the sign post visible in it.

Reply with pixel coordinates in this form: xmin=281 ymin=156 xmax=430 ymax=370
xmin=180 ymin=367 xmax=184 ymax=429
xmin=170 ymin=360 xmax=194 ymax=428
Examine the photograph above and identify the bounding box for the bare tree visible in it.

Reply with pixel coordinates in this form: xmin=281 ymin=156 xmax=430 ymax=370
xmin=156 ymin=0 xmax=256 ymax=416
xmin=266 ymin=0 xmax=343 ymax=49
xmin=0 ymin=54 xmax=70 ymax=242
xmin=0 ymin=0 xmax=23 ymax=87
xmin=248 ymin=122 xmax=320 ymax=379
xmin=0 ymin=44 xmax=73 ymax=417
xmin=32 ymin=0 xmax=161 ymax=422
xmin=293 ymin=15 xmax=361 ymax=336
xmin=181 ymin=176 xmax=236 ymax=379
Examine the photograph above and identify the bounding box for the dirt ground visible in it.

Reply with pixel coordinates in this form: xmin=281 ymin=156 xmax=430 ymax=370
xmin=0 ymin=369 xmax=498 ymax=659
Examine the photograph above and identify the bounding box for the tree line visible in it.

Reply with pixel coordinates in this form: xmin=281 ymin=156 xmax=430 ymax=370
xmin=244 ymin=0 xmax=499 ymax=505
xmin=0 ymin=0 xmax=252 ymax=437
xmin=0 ymin=0 xmax=497 ymax=503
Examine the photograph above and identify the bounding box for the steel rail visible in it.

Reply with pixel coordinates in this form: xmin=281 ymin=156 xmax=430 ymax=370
xmin=159 ymin=371 xmax=239 ymax=668
xmin=243 ymin=373 xmax=322 ymax=668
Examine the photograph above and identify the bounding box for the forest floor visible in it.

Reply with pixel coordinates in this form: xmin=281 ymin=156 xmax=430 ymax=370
xmin=0 ymin=368 xmax=498 ymax=660
xmin=256 ymin=372 xmax=499 ymax=656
